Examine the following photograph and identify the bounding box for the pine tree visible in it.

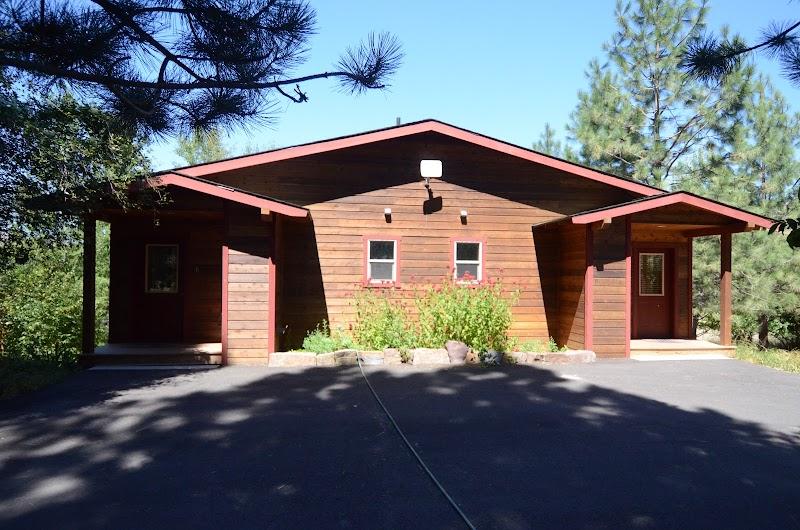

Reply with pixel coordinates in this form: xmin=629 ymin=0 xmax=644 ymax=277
xmin=532 ymin=123 xmax=576 ymax=161
xmin=684 ymin=77 xmax=800 ymax=346
xmin=568 ymin=0 xmax=747 ymax=189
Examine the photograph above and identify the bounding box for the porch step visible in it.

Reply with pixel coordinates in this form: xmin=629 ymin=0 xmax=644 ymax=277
xmin=81 ymin=353 xmax=222 ymax=366
xmin=630 ymin=339 xmax=735 ymax=357
xmin=80 ymin=343 xmax=223 ymax=367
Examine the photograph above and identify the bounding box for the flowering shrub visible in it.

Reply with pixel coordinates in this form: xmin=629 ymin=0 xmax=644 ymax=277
xmin=301 ymin=321 xmax=356 ymax=353
xmin=352 ymin=289 xmax=415 ymax=350
xmin=415 ymin=279 xmax=518 ymax=353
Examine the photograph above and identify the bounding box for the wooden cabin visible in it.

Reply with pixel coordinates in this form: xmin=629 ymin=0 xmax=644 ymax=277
xmin=83 ymin=120 xmax=774 ymax=364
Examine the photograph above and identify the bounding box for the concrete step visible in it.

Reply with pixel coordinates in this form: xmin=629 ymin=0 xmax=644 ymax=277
xmin=80 ymin=353 xmax=222 ymax=367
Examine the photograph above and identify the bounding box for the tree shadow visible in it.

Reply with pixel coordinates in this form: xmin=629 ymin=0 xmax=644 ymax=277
xmin=0 ymin=363 xmax=799 ymax=529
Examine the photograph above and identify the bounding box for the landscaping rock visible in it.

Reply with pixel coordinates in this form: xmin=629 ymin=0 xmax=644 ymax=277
xmin=411 ymin=348 xmax=449 ymax=365
xmin=482 ymin=349 xmax=503 ymax=366
xmin=334 ymin=349 xmax=359 ymax=366
xmin=466 ymin=350 xmax=480 ymax=364
xmin=512 ymin=350 xmax=597 ymax=365
xmin=359 ymin=351 xmax=384 ymax=365
xmin=315 ymin=352 xmax=335 ymax=367
xmin=268 ymin=351 xmax=316 ymax=368
xmin=383 ymin=348 xmax=403 ymax=365
xmin=505 ymin=351 xmax=528 ymax=364
xmin=445 ymin=341 xmax=469 ymax=364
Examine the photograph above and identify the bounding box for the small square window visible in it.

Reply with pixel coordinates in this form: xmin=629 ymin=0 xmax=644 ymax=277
xmin=454 ymin=241 xmax=482 ymax=282
xmin=146 ymin=244 xmax=179 ymax=293
xmin=367 ymin=239 xmax=397 ymax=284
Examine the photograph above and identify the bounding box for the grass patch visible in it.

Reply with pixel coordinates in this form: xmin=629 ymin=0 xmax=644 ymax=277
xmin=735 ymin=345 xmax=800 ymax=374
xmin=0 ymin=357 xmax=77 ymax=399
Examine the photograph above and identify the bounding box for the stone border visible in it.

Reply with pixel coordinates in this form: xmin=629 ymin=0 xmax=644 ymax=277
xmin=267 ymin=348 xmax=596 ymax=367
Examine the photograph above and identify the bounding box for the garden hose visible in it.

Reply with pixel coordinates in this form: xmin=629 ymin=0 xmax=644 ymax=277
xmin=357 ymin=355 xmax=477 ymax=530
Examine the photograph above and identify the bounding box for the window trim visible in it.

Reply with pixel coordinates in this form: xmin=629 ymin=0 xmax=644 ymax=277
xmin=362 ymin=236 xmax=401 ymax=287
xmin=451 ymin=238 xmax=485 ymax=284
xmin=145 ymin=243 xmax=180 ymax=294
xmin=638 ymin=252 xmax=665 ymax=297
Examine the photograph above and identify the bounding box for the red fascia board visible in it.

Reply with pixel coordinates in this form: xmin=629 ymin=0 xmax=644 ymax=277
xmin=570 ymin=192 xmax=773 ymax=228
xmin=151 ymin=173 xmax=308 ymax=218
xmin=170 ymin=121 xmax=661 ymax=197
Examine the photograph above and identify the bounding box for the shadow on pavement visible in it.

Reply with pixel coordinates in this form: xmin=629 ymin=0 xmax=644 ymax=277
xmin=0 ymin=363 xmax=798 ymax=529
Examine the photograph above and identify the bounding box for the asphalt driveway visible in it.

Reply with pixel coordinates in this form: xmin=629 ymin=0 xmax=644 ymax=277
xmin=1 ymin=359 xmax=799 ymax=529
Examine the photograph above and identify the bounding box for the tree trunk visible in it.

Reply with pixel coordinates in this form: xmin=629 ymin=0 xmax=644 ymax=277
xmin=757 ymin=314 xmax=769 ymax=349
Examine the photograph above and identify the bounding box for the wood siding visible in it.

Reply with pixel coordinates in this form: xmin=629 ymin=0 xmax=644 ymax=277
xmin=109 ymin=213 xmax=223 ymax=344
xmin=591 ymin=221 xmax=628 ymax=358
xmin=224 ymin=205 xmax=273 ymax=364
xmin=208 ymin=134 xmax=639 ymax=349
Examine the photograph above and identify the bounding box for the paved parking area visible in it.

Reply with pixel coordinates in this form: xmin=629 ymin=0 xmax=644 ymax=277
xmin=1 ymin=359 xmax=799 ymax=529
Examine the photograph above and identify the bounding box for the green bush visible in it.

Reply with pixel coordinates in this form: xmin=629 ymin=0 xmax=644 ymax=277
xmin=514 ymin=337 xmax=565 ymax=352
xmin=415 ymin=280 xmax=518 ymax=353
xmin=353 ymin=289 xmax=415 ymax=350
xmin=0 ymin=224 xmax=110 ymax=366
xmin=301 ymin=321 xmax=356 ymax=353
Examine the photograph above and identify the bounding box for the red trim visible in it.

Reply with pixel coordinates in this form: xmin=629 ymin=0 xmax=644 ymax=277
xmin=221 ymin=244 xmax=229 ymax=366
xmin=450 ymin=237 xmax=488 ymax=284
xmin=624 ymin=218 xmax=632 ymax=358
xmin=584 ymin=226 xmax=594 ymax=351
xmin=720 ymin=233 xmax=733 ymax=346
xmin=362 ymin=235 xmax=402 ymax=288
xmin=268 ymin=219 xmax=277 ymax=354
xmin=688 ymin=238 xmax=694 ymax=339
xmin=167 ymin=120 xmax=661 ymax=197
xmin=571 ymin=192 xmax=773 ymax=228
xmin=151 ymin=173 xmax=308 ymax=218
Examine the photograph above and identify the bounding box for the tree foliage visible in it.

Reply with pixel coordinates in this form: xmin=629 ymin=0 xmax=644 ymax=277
xmin=176 ymin=128 xmax=230 ymax=165
xmin=569 ymin=0 xmax=800 ymax=346
xmin=0 ymin=78 xmax=150 ymax=262
xmin=0 ymin=1 xmax=403 ymax=133
xmin=568 ymin=0 xmax=752 ymax=189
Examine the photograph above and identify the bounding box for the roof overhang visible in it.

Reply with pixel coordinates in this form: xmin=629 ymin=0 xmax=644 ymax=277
xmin=569 ymin=192 xmax=774 ymax=230
xmin=148 ymin=173 xmax=308 ymax=218
xmin=157 ymin=120 xmax=663 ymax=197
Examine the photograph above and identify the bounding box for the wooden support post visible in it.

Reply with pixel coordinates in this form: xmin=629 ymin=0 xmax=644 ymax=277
xmin=720 ymin=233 xmax=732 ymax=346
xmin=584 ymin=225 xmax=594 ymax=351
xmin=82 ymin=217 xmax=96 ymax=354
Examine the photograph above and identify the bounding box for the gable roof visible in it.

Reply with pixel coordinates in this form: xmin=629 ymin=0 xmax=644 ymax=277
xmin=565 ymin=191 xmax=774 ymax=229
xmin=158 ymin=119 xmax=664 ymax=197
xmin=149 ymin=172 xmax=308 ymax=217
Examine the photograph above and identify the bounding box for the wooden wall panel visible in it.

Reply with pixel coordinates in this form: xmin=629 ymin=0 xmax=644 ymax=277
xmin=205 ymin=133 xmax=642 ymax=350
xmin=224 ymin=205 xmax=272 ymax=364
xmin=592 ymin=221 xmax=628 ymax=358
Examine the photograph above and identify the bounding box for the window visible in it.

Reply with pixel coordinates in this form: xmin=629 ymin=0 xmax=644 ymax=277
xmin=366 ymin=239 xmax=397 ymax=284
xmin=639 ymin=253 xmax=664 ymax=296
xmin=454 ymin=241 xmax=482 ymax=282
xmin=146 ymin=244 xmax=179 ymax=293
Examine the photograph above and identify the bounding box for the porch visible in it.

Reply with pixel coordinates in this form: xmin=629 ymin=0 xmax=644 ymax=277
xmin=630 ymin=339 xmax=735 ymax=360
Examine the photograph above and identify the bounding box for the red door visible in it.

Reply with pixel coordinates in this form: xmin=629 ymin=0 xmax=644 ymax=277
xmin=633 ymin=248 xmax=674 ymax=338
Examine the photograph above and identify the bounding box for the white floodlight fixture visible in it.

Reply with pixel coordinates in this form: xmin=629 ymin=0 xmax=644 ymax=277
xmin=420 ymin=159 xmax=443 ymax=186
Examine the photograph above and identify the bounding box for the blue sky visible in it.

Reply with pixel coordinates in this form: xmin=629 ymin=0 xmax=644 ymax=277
xmin=148 ymin=0 xmax=800 ymax=169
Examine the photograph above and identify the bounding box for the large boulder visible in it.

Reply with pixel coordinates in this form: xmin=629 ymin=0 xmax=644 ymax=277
xmin=445 ymin=341 xmax=470 ymax=364
xmin=411 ymin=348 xmax=450 ymax=365
xmin=316 ymin=352 xmax=335 ymax=367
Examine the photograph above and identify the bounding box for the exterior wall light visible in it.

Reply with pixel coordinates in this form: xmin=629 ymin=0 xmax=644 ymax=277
xmin=460 ymin=209 xmax=468 ymax=224
xmin=384 ymin=207 xmax=392 ymax=222
xmin=420 ymin=159 xmax=443 ymax=187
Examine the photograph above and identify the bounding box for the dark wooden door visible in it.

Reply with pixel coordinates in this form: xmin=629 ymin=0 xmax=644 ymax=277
xmin=633 ymin=248 xmax=674 ymax=338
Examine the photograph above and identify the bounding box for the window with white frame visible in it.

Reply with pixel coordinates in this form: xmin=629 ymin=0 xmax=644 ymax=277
xmin=367 ymin=239 xmax=397 ymax=284
xmin=454 ymin=241 xmax=482 ymax=282
xmin=146 ymin=244 xmax=179 ymax=293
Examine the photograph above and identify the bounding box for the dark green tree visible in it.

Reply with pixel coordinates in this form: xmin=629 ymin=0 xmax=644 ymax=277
xmin=0 ymin=1 xmax=402 ymax=133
